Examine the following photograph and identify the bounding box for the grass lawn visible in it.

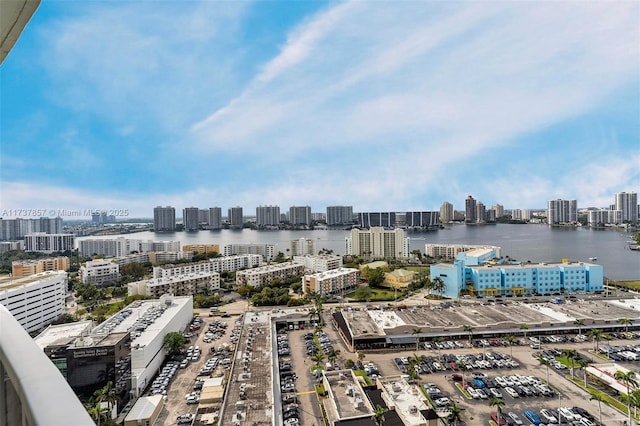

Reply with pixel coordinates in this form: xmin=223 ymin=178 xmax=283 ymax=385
xmin=566 ymin=376 xmax=631 ymax=418
xmin=612 ymin=281 xmax=640 ymax=291
xmin=345 ymin=287 xmax=402 ymax=301
xmin=353 ymin=370 xmax=373 ymax=386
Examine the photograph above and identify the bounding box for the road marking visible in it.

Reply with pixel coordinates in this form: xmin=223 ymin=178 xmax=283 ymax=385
xmin=296 ymin=390 xmax=316 ymax=395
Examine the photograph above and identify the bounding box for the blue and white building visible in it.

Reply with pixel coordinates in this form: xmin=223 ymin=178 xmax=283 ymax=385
xmin=430 ymin=247 xmax=604 ymax=298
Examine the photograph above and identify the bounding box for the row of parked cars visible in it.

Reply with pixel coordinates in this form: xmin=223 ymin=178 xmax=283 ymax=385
xmin=395 ymin=352 xmax=520 ymax=375
xmin=491 ymin=406 xmax=599 ymax=426
xmin=203 ymin=319 xmax=228 ymax=343
xmin=599 ymin=344 xmax=640 ymax=361
xmin=276 ymin=333 xmax=300 ymax=426
xmin=460 ymin=372 xmax=556 ymax=401
xmin=150 ymin=360 xmax=180 ymax=396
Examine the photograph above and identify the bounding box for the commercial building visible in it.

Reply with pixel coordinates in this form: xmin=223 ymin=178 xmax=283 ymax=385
xmin=11 ymin=256 xmax=70 ymax=277
xmin=293 ymin=254 xmax=343 ymax=272
xmin=346 ymin=227 xmax=409 ymax=259
xmin=24 ymin=232 xmax=74 ymax=253
xmin=35 ymin=323 xmax=132 ymax=405
xmin=288 ymin=205 xmax=312 ymax=226
xmin=322 ymin=369 xmax=375 ymax=425
xmin=302 ymin=268 xmax=359 ymax=297
xmin=326 ymin=206 xmax=354 ymax=226
xmin=0 ymin=271 xmax=67 ymax=333
xmin=182 ymin=207 xmax=200 ymax=231
xmin=153 ymin=206 xmax=176 ymax=231
xmin=439 ymin=202 xmax=454 ymax=224
xmin=128 ymin=271 xmax=220 ymax=298
xmin=80 ymin=259 xmax=120 ymax=287
xmin=382 ymin=269 xmax=417 ymax=289
xmin=547 ymin=199 xmax=578 ymax=224
xmin=227 ymin=206 xmax=243 ymax=228
xmin=256 ymin=205 xmax=281 ymax=227
xmin=430 ymin=248 xmax=604 ymax=298
xmin=95 ymin=296 xmax=193 ymax=396
xmin=223 ymin=243 xmax=276 ymax=262
xmin=290 ymin=237 xmax=315 ymax=256
xmin=377 ymin=377 xmax=437 ymax=426
xmin=615 ymin=191 xmax=638 ymax=223
xmin=236 ymin=263 xmax=306 ymax=287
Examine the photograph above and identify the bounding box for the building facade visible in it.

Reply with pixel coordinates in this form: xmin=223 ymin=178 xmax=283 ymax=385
xmin=12 ymin=257 xmax=70 ymax=277
xmin=0 ymin=217 xmax=63 ymax=241
xmin=24 ymin=233 xmax=74 ymax=253
xmin=153 ymin=206 xmax=176 ymax=231
xmin=326 ymin=206 xmax=354 ymax=226
xmin=222 ymin=243 xmax=276 ymax=262
xmin=357 ymin=212 xmax=396 ymax=228
xmin=288 ymin=206 xmax=312 ymax=226
xmin=236 ymin=263 xmax=306 ymax=287
xmin=615 ymin=191 xmax=638 ymax=223
xmin=290 ymin=237 xmax=315 ymax=256
xmin=128 ymin=271 xmax=220 ymax=298
xmin=182 ymin=207 xmax=200 ymax=231
xmin=547 ymin=199 xmax=578 ymax=224
xmin=303 ymin=268 xmax=359 ymax=297
xmin=439 ymin=202 xmax=454 ymax=223
xmin=404 ymin=211 xmax=440 ymax=229
xmin=256 ymin=205 xmax=281 ymax=227
xmin=293 ymin=254 xmax=343 ymax=272
xmin=346 ymin=227 xmax=409 ymax=259
xmin=0 ymin=271 xmax=67 ymax=333
xmin=80 ymin=259 xmax=120 ymax=287
xmin=207 ymin=207 xmax=222 ymax=229
xmin=227 ymin=206 xmax=243 ymax=228
xmin=465 ymin=195 xmax=477 ymax=223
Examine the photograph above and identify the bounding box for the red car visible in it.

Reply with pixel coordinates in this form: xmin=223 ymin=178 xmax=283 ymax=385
xmin=490 ymin=413 xmax=506 ymax=425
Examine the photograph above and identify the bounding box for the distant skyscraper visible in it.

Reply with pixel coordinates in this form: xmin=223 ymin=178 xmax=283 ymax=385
xmin=153 ymin=206 xmax=176 ymax=231
xmin=465 ymin=196 xmax=477 ymax=223
xmin=326 ymin=206 xmax=354 ymax=226
xmin=547 ymin=199 xmax=578 ymax=224
xmin=256 ymin=205 xmax=280 ymax=226
xmin=198 ymin=209 xmax=209 ymax=224
xmin=476 ymin=202 xmax=487 ymax=223
xmin=228 ymin=206 xmax=243 ymax=228
xmin=357 ymin=212 xmax=396 ymax=228
xmin=439 ymin=202 xmax=454 ymax=223
xmin=182 ymin=207 xmax=200 ymax=231
xmin=208 ymin=207 xmax=222 ymax=229
xmin=289 ymin=206 xmax=312 ymax=226
xmin=491 ymin=204 xmax=504 ymax=218
xmin=615 ymin=192 xmax=638 ymax=223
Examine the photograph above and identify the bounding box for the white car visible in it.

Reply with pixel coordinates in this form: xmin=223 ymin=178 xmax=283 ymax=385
xmin=504 ymin=386 xmax=519 ymax=398
xmin=539 ymin=408 xmax=558 ymax=424
xmin=434 ymin=397 xmax=450 ymax=407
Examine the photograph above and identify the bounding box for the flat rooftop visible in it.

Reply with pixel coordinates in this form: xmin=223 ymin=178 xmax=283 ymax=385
xmin=377 ymin=377 xmax=429 ymax=426
xmin=341 ymin=297 xmax=640 ymax=339
xmin=34 ymin=320 xmax=94 ymax=349
xmin=324 ymin=370 xmax=374 ymax=422
xmin=0 ymin=271 xmax=65 ymax=290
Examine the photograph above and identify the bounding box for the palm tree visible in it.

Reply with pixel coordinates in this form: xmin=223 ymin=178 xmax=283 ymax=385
xmin=589 ymin=392 xmax=605 ymax=423
xmin=448 ymin=401 xmax=465 ymax=426
xmin=561 ymin=349 xmax=578 ymax=379
xmin=537 ymin=356 xmax=551 ymax=385
xmin=463 ymin=325 xmax=475 ymax=346
xmin=357 ymin=351 xmax=366 ymax=363
xmin=619 ymin=317 xmax=633 ymax=333
xmin=503 ymin=335 xmax=516 ymax=358
xmin=588 ymin=328 xmax=603 ymax=352
xmin=412 ymin=327 xmax=422 ymax=352
xmin=489 ymin=397 xmax=505 ymax=419
xmin=327 ymin=349 xmax=341 ymax=365
xmin=431 ymin=276 xmax=446 ymax=299
xmin=311 ymin=352 xmax=325 ymax=368
xmin=372 ymin=404 xmax=387 ymax=426
xmin=615 ymin=369 xmax=638 ymax=425
xmin=576 ymin=358 xmax=591 ymax=388
xmin=434 ymin=336 xmax=445 ymax=357
xmin=520 ymin=324 xmax=529 ymax=340
xmin=574 ymin=319 xmax=585 ymax=336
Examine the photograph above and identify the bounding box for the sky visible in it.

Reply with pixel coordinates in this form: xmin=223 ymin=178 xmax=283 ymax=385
xmin=1 ymin=0 xmax=639 ymax=218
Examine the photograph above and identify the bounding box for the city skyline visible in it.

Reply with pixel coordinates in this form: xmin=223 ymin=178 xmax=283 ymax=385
xmin=2 ymin=2 xmax=639 ymax=218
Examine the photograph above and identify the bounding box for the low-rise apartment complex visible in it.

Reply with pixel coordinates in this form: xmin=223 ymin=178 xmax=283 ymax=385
xmin=11 ymin=256 xmax=70 ymax=277
xmin=236 ymin=263 xmax=306 ymax=287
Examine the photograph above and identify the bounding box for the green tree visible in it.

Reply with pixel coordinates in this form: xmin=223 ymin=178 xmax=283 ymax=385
xmin=574 ymin=319 xmax=585 ymax=335
xmin=327 ymin=349 xmax=341 ymax=365
xmin=588 ymin=328 xmax=603 ymax=352
xmin=94 ymin=381 xmax=119 ymax=417
xmin=163 ymin=332 xmax=185 ymax=357
xmin=619 ymin=317 xmax=633 ymax=333
xmin=311 ymin=352 xmax=325 ymax=368
xmin=412 ymin=327 xmax=422 ymax=352
xmin=537 ymin=356 xmax=551 ymax=385
xmin=504 ymin=335 xmax=516 ymax=358
xmin=372 ymin=404 xmax=387 ymax=426
xmin=463 ymin=325 xmax=475 ymax=345
xmin=489 ymin=397 xmax=505 ymax=419
xmin=561 ymin=348 xmax=578 ymax=379
xmin=367 ymin=268 xmax=386 ymax=288
xmin=448 ymin=401 xmax=465 ymax=426
xmin=520 ymin=323 xmax=529 ymax=339
xmin=431 ymin=276 xmax=446 ymax=299
xmin=353 ymin=286 xmax=373 ymax=302
xmin=576 ymin=357 xmax=590 ymax=388
xmin=589 ymin=392 xmax=605 ymax=423
xmin=615 ymin=369 xmax=638 ymax=425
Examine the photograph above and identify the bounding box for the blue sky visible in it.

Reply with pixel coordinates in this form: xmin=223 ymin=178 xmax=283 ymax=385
xmin=1 ymin=1 xmax=639 ymax=218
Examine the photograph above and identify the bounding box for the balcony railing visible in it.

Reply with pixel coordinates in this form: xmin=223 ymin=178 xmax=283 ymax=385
xmin=0 ymin=304 xmax=94 ymax=426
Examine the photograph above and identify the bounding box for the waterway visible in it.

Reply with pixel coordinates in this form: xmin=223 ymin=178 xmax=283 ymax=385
xmin=77 ymin=224 xmax=639 ymax=280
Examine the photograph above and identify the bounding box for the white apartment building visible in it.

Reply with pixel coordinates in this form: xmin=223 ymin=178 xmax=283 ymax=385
xmin=293 ymin=255 xmax=343 ymax=272
xmin=80 ymin=259 xmax=120 ymax=287
xmin=303 ymin=268 xmax=359 ymax=297
xmin=615 ymin=191 xmax=638 ymax=223
xmin=588 ymin=209 xmax=623 ymax=226
xmin=77 ymin=238 xmax=181 ymax=258
xmin=222 ymin=244 xmax=276 ymax=262
xmin=152 ymin=255 xmax=262 ymax=279
xmin=547 ymin=199 xmax=578 ymax=224
xmin=25 ymin=233 xmax=74 ymax=253
xmin=236 ymin=263 xmax=306 ymax=287
xmin=128 ymin=271 xmax=220 ymax=298
xmin=424 ymin=244 xmax=502 ymax=259
xmin=346 ymin=227 xmax=409 ymax=259
xmin=512 ymin=209 xmax=532 ymax=221
xmin=0 ymin=271 xmax=67 ymax=333
xmin=290 ymin=238 xmax=315 ymax=256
